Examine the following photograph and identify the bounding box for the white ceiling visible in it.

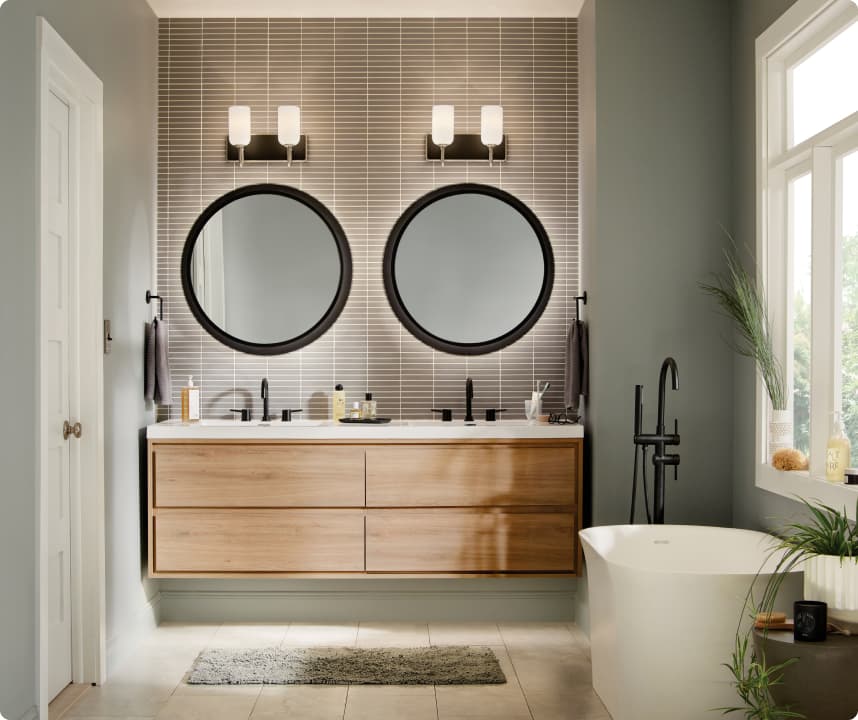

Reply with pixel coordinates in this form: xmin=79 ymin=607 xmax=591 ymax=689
xmin=146 ymin=0 xmax=584 ymax=18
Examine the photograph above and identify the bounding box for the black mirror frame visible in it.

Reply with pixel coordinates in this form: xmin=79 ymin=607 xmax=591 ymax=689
xmin=383 ymin=183 xmax=554 ymax=356
xmin=181 ymin=183 xmax=353 ymax=356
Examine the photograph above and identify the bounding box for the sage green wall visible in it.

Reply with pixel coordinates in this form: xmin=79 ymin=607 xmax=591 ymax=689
xmin=0 ymin=1 xmax=157 ymax=718
xmin=582 ymin=0 xmax=735 ymax=527
xmin=730 ymin=0 xmax=806 ymax=532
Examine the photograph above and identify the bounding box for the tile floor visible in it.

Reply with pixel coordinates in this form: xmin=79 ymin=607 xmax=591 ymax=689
xmin=56 ymin=622 xmax=608 ymax=720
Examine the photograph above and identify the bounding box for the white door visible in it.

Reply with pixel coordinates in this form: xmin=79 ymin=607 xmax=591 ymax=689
xmin=38 ymin=19 xmax=106 ymax=713
xmin=45 ymin=87 xmax=75 ymax=703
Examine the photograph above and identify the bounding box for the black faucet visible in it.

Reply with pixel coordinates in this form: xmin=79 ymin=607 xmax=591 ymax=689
xmin=465 ymin=378 xmax=475 ymax=423
xmin=634 ymin=357 xmax=680 ymax=524
xmin=261 ymin=378 xmax=273 ymax=421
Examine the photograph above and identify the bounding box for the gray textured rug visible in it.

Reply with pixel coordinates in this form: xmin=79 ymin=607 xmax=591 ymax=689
xmin=187 ymin=646 xmax=506 ymax=685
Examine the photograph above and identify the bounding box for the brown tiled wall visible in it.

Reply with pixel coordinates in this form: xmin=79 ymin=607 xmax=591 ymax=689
xmin=157 ymin=18 xmax=579 ymax=420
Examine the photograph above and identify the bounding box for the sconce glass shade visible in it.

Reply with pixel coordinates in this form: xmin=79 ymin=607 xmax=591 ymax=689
xmin=228 ymin=105 xmax=252 ymax=147
xmin=481 ymin=105 xmax=504 ymax=147
xmin=432 ymin=105 xmax=455 ymax=147
xmin=278 ymin=105 xmax=301 ymax=147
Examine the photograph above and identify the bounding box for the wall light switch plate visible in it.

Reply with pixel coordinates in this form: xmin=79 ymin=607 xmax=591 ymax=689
xmin=104 ymin=319 xmax=112 ymax=355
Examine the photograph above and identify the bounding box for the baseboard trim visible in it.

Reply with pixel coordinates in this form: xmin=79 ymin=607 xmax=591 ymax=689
xmin=159 ymin=588 xmax=576 ymax=623
xmin=106 ymin=590 xmax=162 ymax=674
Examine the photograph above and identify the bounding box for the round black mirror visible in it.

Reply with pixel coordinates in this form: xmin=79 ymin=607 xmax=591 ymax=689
xmin=181 ymin=184 xmax=352 ymax=355
xmin=383 ymin=183 xmax=554 ymax=355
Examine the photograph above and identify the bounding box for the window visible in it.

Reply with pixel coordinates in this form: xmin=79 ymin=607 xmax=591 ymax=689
xmin=757 ymin=0 xmax=858 ymax=514
xmin=840 ymin=150 xmax=858 ymax=447
xmin=790 ymin=172 xmax=812 ymax=456
xmin=790 ymin=21 xmax=858 ymax=146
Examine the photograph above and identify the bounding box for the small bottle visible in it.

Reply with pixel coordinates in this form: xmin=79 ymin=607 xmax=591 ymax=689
xmin=332 ymin=384 xmax=346 ymax=421
xmin=361 ymin=392 xmax=377 ymax=420
xmin=181 ymin=375 xmax=201 ymax=424
xmin=349 ymin=401 xmax=362 ymax=420
xmin=826 ymin=411 xmax=851 ymax=483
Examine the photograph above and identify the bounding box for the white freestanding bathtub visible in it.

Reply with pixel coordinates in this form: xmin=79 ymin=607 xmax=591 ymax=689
xmin=580 ymin=525 xmax=801 ymax=720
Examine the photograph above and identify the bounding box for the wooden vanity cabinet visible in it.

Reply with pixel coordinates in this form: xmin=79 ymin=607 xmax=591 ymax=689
xmin=148 ymin=439 xmax=582 ymax=578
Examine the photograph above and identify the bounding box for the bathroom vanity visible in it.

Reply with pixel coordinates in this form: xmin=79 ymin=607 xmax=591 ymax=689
xmin=146 ymin=421 xmax=583 ymax=578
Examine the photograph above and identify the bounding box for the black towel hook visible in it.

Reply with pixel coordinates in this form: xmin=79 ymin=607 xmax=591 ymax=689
xmin=146 ymin=290 xmax=164 ymax=320
xmin=574 ymin=291 xmax=588 ymax=321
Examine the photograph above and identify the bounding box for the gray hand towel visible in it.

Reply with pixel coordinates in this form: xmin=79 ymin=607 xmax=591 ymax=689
xmin=564 ymin=320 xmax=589 ymax=413
xmin=154 ymin=318 xmax=173 ymax=406
xmin=144 ymin=320 xmax=157 ymax=403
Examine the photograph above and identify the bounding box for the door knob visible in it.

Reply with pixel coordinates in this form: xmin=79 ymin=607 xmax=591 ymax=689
xmin=63 ymin=420 xmax=82 ymax=440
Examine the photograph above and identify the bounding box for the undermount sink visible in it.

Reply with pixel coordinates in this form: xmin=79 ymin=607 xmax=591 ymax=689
xmin=399 ymin=419 xmax=537 ymax=427
xmin=198 ymin=419 xmax=327 ymax=427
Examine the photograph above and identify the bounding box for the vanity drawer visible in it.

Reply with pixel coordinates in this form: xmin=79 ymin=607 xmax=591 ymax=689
xmin=365 ymin=509 xmax=576 ymax=573
xmin=152 ymin=443 xmax=365 ymax=508
xmin=366 ymin=445 xmax=577 ymax=507
xmin=153 ymin=509 xmax=365 ymax=573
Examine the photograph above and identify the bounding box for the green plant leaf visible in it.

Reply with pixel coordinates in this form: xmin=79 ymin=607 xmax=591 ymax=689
xmin=700 ymin=236 xmax=786 ymax=410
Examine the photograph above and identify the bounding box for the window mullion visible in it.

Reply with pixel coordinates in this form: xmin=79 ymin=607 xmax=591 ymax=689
xmin=810 ymin=145 xmax=837 ymax=478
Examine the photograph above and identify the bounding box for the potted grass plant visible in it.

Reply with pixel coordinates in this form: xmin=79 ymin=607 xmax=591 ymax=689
xmin=724 ymin=498 xmax=858 ymax=719
xmin=783 ymin=499 xmax=858 ymax=631
xmin=701 ymin=246 xmax=790 ymax=463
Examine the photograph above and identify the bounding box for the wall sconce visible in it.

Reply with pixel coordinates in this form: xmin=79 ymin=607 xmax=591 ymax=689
xmin=426 ymin=104 xmax=507 ymax=165
xmin=226 ymin=104 xmax=308 ymax=165
xmin=432 ymin=105 xmax=455 ymax=166
xmin=278 ymin=105 xmax=301 ymax=167
xmin=481 ymin=105 xmax=504 ymax=167
xmin=228 ymin=105 xmax=252 ymax=166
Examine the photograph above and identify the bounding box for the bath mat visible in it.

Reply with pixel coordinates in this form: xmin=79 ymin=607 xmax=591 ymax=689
xmin=186 ymin=646 xmax=506 ymax=685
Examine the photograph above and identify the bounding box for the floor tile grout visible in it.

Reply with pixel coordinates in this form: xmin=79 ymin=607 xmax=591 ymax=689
xmin=63 ymin=622 xmax=591 ymax=720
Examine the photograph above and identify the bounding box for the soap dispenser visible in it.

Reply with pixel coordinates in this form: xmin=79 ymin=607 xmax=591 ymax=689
xmin=826 ymin=411 xmax=851 ymax=483
xmin=181 ymin=375 xmax=201 ymax=424
xmin=332 ymin=384 xmax=346 ymax=421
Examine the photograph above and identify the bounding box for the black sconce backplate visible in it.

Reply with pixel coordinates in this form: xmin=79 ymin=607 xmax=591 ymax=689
xmin=425 ymin=134 xmax=507 ymax=162
xmin=226 ymin=135 xmax=308 ymax=162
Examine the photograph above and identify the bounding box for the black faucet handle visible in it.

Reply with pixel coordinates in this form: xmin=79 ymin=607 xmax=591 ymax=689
xmin=230 ymin=408 xmax=251 ymax=422
xmin=282 ymin=409 xmax=303 ymax=422
xmin=432 ymin=408 xmax=453 ymax=422
xmin=485 ymin=409 xmax=507 ymax=422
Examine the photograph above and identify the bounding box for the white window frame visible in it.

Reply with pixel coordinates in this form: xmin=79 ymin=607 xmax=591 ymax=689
xmin=756 ymin=0 xmax=858 ymax=516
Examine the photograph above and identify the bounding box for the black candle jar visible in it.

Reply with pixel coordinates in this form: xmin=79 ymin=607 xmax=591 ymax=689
xmin=794 ymin=600 xmax=827 ymax=642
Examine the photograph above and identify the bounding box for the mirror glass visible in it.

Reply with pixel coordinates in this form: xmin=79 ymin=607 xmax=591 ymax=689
xmin=385 ymin=185 xmax=553 ymax=354
xmin=182 ymin=185 xmax=351 ymax=354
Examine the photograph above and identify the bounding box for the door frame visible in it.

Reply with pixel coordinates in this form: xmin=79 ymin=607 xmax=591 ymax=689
xmin=36 ymin=16 xmax=106 ymax=715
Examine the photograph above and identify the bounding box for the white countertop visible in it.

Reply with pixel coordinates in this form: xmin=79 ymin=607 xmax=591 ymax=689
xmin=147 ymin=418 xmax=584 ymax=440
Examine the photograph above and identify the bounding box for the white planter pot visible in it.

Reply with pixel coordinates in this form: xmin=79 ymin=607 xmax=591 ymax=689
xmin=803 ymin=554 xmax=858 ymax=629
xmin=768 ymin=409 xmax=793 ymax=462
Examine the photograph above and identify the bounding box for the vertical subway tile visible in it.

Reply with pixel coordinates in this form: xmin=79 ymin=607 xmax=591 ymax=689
xmin=157 ymin=17 xmax=579 ymax=418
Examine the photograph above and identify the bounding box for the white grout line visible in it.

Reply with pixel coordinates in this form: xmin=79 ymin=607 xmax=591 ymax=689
xmin=157 ymin=19 xmax=577 ymax=419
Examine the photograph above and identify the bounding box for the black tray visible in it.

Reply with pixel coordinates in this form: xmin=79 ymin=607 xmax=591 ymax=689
xmin=338 ymin=417 xmax=392 ymax=424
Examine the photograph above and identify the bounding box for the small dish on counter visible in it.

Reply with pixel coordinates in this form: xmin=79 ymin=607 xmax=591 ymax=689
xmin=338 ymin=417 xmax=392 ymax=424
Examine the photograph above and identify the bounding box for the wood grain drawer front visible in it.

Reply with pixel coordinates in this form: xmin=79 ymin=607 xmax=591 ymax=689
xmin=153 ymin=444 xmax=364 ymax=507
xmin=365 ymin=510 xmax=576 ymax=573
xmin=366 ymin=445 xmax=576 ymax=507
xmin=154 ymin=510 xmax=365 ymax=573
